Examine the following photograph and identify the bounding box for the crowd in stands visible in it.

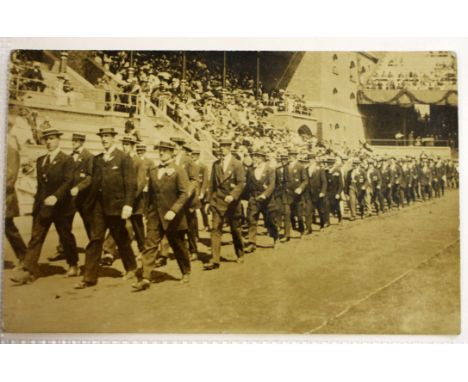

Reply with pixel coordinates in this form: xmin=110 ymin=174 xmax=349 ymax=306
xmin=363 ymin=53 xmax=457 ymax=91
xmin=92 ymin=51 xmax=313 ymax=139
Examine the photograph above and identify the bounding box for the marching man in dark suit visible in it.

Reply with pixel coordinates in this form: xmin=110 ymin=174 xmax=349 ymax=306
xmin=69 ymin=133 xmax=94 ymax=239
xmin=286 ymin=148 xmax=308 ymax=237
xmin=304 ymin=153 xmax=328 ymax=233
xmin=244 ymin=149 xmax=280 ymax=253
xmin=367 ymin=159 xmax=385 ymax=214
xmin=101 ymin=135 xmax=148 ymax=263
xmin=274 ymin=153 xmax=293 ymax=242
xmin=75 ymin=127 xmax=137 ymax=289
xmin=48 ymin=132 xmax=94 ymax=263
xmin=11 ymin=128 xmax=79 ymax=285
xmin=132 ymin=141 xmax=191 ymax=291
xmin=5 ymin=115 xmax=27 ymax=264
xmin=204 ymin=138 xmax=246 ymax=270
xmin=326 ymin=156 xmax=344 ymax=224
xmin=190 ymin=147 xmax=211 ymax=232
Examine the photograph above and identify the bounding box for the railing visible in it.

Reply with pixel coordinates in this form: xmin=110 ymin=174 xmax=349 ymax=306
xmin=367 ymin=138 xmax=450 ymax=147
xmin=265 ymin=100 xmax=314 ymax=116
xmin=8 ymin=74 xmax=143 ymax=114
xmin=140 ymin=95 xmax=218 ymax=147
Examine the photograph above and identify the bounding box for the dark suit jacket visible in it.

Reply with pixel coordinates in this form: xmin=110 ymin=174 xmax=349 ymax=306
xmin=246 ymin=164 xmax=278 ymax=212
xmin=33 ymin=151 xmax=75 ymax=218
xmin=287 ymin=161 xmax=308 ymax=195
xmin=131 ymin=153 xmax=148 ymax=215
xmin=327 ymin=166 xmax=344 ymax=197
xmin=368 ymin=168 xmax=383 ymax=188
xmin=6 ymin=140 xmax=21 ymax=218
xmin=275 ymin=165 xmax=293 ymax=204
xmin=345 ymin=168 xmax=368 ymax=193
xmin=71 ymin=147 xmax=94 ymax=207
xmin=305 ymin=166 xmax=327 ymax=202
xmin=208 ymin=155 xmax=246 ymax=215
xmin=419 ymin=166 xmax=432 ymax=186
xmin=147 ymin=162 xmax=190 ymax=231
xmin=86 ymin=148 xmax=136 ymax=216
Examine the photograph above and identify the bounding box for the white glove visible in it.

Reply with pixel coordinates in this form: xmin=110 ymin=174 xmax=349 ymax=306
xmin=224 ymin=195 xmax=234 ymax=203
xmin=70 ymin=187 xmax=79 ymax=196
xmin=294 ymin=187 xmax=302 ymax=195
xmin=319 ymin=192 xmax=325 ymax=198
xmin=121 ymin=205 xmax=133 ymax=220
xmin=164 ymin=210 xmax=176 ymax=221
xmin=44 ymin=195 xmax=58 ymax=206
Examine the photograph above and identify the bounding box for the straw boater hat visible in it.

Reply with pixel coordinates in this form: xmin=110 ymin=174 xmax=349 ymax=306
xmin=121 ymin=135 xmax=138 ymax=145
xmin=96 ymin=127 xmax=118 ymax=136
xmin=219 ymin=138 xmax=233 ymax=146
xmin=154 ymin=140 xmax=176 ymax=150
xmin=41 ymin=128 xmax=63 ymax=138
xmin=251 ymin=149 xmax=267 ymax=158
xmin=136 ymin=144 xmax=147 ymax=153
xmin=170 ymin=136 xmax=186 ymax=145
xmin=72 ymin=133 xmax=86 ymax=141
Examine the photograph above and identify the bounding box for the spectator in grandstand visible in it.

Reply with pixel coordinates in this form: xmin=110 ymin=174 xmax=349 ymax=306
xmin=23 ymin=62 xmax=46 ymax=92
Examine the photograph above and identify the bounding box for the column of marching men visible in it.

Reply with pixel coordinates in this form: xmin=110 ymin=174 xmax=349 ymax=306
xmin=6 ymin=121 xmax=459 ymax=290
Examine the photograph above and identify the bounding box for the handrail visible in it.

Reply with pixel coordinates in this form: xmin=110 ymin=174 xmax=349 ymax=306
xmin=9 ymin=74 xmax=143 ymax=113
xmin=367 ymin=138 xmax=450 ymax=147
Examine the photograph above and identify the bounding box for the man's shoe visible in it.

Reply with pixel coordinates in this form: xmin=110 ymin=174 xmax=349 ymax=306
xmin=131 ymin=279 xmax=150 ymax=291
xmin=65 ymin=265 xmax=79 ymax=278
xmin=189 ymin=253 xmax=198 ymax=262
xmin=280 ymin=236 xmax=290 ymax=243
xmin=154 ymin=257 xmax=167 ymax=268
xmin=74 ymin=280 xmax=96 ymax=289
xmin=236 ymin=256 xmax=244 ymax=264
xmin=244 ymin=244 xmax=256 ymax=253
xmin=10 ymin=269 xmax=35 ymax=285
xmin=47 ymin=253 xmax=65 ymax=262
xmin=123 ymin=270 xmax=137 ymax=281
xmin=203 ymin=262 xmax=220 ymax=271
xmin=180 ymin=274 xmax=190 ymax=284
xmin=273 ymin=240 xmax=280 ymax=250
xmin=101 ymin=253 xmax=114 ymax=266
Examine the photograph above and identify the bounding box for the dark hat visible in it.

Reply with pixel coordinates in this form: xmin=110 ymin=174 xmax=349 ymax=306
xmin=191 ymin=148 xmax=201 ymax=155
xmin=72 ymin=133 xmax=86 ymax=141
xmin=288 ymin=148 xmax=298 ymax=155
xmin=170 ymin=136 xmax=186 ymax=145
xmin=307 ymin=153 xmax=316 ymax=160
xmin=219 ymin=138 xmax=233 ymax=146
xmin=280 ymin=153 xmax=289 ymax=159
xmin=183 ymin=144 xmax=193 ymax=153
xmin=121 ymin=135 xmax=138 ymax=145
xmin=352 ymin=158 xmax=361 ymax=164
xmin=136 ymin=144 xmax=147 ymax=152
xmin=41 ymin=128 xmax=63 ymax=138
xmin=97 ymin=127 xmax=118 ymax=136
xmin=155 ymin=140 xmax=176 ymax=150
xmin=251 ymin=150 xmax=267 ymax=158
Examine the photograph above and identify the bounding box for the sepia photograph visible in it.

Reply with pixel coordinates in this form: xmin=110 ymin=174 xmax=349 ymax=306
xmin=1 ymin=48 xmax=460 ymax=335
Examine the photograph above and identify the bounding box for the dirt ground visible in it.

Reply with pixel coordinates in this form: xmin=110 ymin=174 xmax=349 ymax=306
xmin=1 ymin=190 xmax=460 ymax=334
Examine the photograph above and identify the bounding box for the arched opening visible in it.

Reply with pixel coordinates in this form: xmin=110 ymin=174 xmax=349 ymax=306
xmin=333 ymin=88 xmax=338 ymax=95
xmin=349 ymin=61 xmax=356 ymax=82
xmin=332 ymin=54 xmax=339 ymax=75
xmin=298 ymin=124 xmax=313 ymax=137
xmin=350 ymin=92 xmax=356 ymax=100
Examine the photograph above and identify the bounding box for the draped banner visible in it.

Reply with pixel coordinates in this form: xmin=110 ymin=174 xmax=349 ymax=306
xmin=357 ymin=89 xmax=458 ymax=106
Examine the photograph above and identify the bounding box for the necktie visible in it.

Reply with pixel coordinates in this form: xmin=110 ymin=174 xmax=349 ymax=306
xmin=43 ymin=155 xmax=50 ymax=168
